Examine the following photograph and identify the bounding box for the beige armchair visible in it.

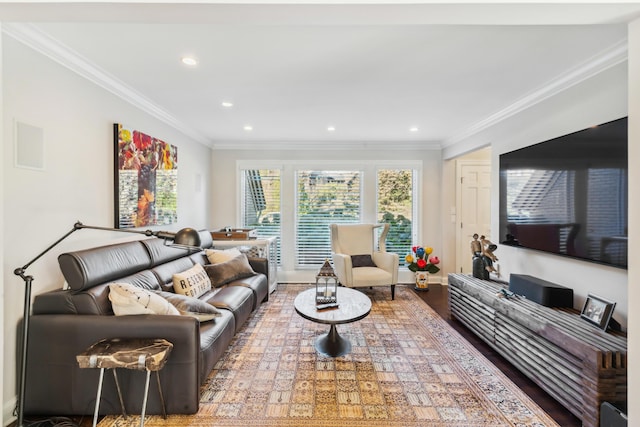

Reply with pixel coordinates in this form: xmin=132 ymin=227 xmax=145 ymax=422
xmin=330 ymin=223 xmax=399 ymax=300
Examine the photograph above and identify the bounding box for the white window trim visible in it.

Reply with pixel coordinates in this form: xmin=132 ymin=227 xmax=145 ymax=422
xmin=236 ymin=159 xmax=422 ymax=280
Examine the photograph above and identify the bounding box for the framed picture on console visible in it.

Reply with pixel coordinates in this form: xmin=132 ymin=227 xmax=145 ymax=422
xmin=580 ymin=294 xmax=616 ymax=330
xmin=113 ymin=123 xmax=178 ymax=229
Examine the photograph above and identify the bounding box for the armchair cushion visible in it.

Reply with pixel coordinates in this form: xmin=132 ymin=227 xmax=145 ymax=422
xmin=351 ymin=254 xmax=377 ymax=268
xmin=350 ymin=267 xmax=394 ymax=286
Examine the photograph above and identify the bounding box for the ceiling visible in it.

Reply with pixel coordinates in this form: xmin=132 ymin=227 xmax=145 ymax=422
xmin=2 ymin=1 xmax=640 ymax=149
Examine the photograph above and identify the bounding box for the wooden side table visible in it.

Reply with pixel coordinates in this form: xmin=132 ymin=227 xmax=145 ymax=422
xmin=76 ymin=338 xmax=173 ymax=427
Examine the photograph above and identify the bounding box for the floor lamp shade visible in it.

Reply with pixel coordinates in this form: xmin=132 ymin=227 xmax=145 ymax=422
xmin=169 ymin=227 xmax=201 ymax=249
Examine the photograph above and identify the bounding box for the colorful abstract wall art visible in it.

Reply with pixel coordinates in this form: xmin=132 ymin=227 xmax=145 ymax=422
xmin=114 ymin=123 xmax=178 ymax=228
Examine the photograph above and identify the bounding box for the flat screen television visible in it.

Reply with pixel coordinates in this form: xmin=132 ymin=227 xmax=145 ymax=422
xmin=499 ymin=117 xmax=627 ymax=269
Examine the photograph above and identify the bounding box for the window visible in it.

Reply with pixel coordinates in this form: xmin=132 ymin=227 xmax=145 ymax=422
xmin=238 ymin=161 xmax=420 ymax=273
xmin=240 ymin=169 xmax=281 ymax=263
xmin=377 ymin=169 xmax=415 ymax=258
xmin=296 ymin=170 xmax=361 ymax=267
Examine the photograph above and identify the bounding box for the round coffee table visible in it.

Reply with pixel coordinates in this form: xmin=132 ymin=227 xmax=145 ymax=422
xmin=294 ymin=287 xmax=371 ymax=357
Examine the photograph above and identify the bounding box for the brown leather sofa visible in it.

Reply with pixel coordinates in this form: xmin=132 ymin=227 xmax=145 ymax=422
xmin=22 ymin=230 xmax=269 ymax=416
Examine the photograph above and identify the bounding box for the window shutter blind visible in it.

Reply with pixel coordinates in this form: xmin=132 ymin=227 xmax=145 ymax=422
xmin=295 ymin=170 xmax=361 ymax=267
xmin=240 ymin=169 xmax=281 ymax=264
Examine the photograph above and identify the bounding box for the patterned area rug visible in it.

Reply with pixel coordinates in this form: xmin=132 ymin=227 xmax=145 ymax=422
xmin=98 ymin=284 xmax=558 ymax=427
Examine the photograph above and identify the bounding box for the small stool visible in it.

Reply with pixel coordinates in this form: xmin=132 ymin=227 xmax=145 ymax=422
xmin=76 ymin=338 xmax=173 ymax=427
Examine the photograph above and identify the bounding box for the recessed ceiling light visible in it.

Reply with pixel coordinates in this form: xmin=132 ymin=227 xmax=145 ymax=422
xmin=409 ymin=127 xmax=419 ymax=132
xmin=244 ymin=125 xmax=253 ymax=132
xmin=221 ymin=101 xmax=233 ymax=108
xmin=181 ymin=56 xmax=198 ymax=66
xmin=327 ymin=126 xmax=336 ymax=132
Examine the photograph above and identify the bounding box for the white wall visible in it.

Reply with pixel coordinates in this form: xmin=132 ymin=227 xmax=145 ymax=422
xmin=627 ymin=16 xmax=639 ymax=426
xmin=2 ymin=36 xmax=212 ymax=425
xmin=493 ymin=63 xmax=628 ymax=327
xmin=443 ymin=62 xmax=629 ymax=328
xmin=0 ymin=23 xmax=5 ymax=427
xmin=441 ymin=148 xmax=491 ymax=278
xmin=209 ymin=148 xmax=444 ymax=283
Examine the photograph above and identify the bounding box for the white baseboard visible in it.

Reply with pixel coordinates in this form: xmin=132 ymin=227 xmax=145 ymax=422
xmin=4 ymin=396 xmax=16 ymax=427
xmin=276 ymin=269 xmax=446 ymax=285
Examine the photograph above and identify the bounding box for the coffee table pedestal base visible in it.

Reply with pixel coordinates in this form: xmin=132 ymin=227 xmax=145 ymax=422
xmin=316 ymin=324 xmax=351 ymax=357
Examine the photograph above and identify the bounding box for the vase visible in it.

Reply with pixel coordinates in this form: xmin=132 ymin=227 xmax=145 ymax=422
xmin=414 ymin=271 xmax=429 ymax=291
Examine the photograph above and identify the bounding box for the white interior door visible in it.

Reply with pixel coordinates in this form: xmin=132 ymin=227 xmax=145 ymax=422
xmin=456 ymin=160 xmax=491 ymax=274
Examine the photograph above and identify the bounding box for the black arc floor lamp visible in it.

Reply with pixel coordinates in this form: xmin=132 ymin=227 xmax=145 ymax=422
xmin=13 ymin=221 xmax=202 ymax=427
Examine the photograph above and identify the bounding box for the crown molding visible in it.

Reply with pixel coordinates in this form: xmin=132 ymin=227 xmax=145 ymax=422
xmin=3 ymin=22 xmax=627 ymax=151
xmin=211 ymin=140 xmax=442 ymax=151
xmin=2 ymin=23 xmax=212 ymax=147
xmin=2 ymin=2 xmax=640 ymax=25
xmin=443 ymin=38 xmax=628 ymax=148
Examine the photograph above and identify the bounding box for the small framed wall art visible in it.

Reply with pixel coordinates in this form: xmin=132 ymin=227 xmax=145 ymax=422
xmin=580 ymin=293 xmax=616 ymax=330
xmin=113 ymin=123 xmax=178 ymax=229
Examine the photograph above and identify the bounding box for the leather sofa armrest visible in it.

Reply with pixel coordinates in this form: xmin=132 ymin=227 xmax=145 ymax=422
xmin=32 ymin=289 xmax=78 ymax=314
xmin=248 ymin=257 xmax=268 ymax=279
xmin=25 ymin=314 xmax=201 ymax=415
xmin=27 ymin=313 xmax=200 ymax=364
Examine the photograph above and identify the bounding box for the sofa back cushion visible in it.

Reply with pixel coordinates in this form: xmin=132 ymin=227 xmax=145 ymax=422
xmin=151 ymin=257 xmax=197 ymax=292
xmin=141 ymin=238 xmax=195 ymax=265
xmin=35 ymin=269 xmax=182 ymax=315
xmin=39 ymin=235 xmax=219 ymax=316
xmin=58 ymin=241 xmax=152 ymax=291
xmin=198 ymin=230 xmax=214 ymax=249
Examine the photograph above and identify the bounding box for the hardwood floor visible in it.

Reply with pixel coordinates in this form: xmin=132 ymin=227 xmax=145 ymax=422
xmin=413 ymin=283 xmax=581 ymax=427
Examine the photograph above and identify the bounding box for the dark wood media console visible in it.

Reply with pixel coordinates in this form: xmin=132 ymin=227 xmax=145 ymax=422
xmin=448 ymin=274 xmax=627 ymax=427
